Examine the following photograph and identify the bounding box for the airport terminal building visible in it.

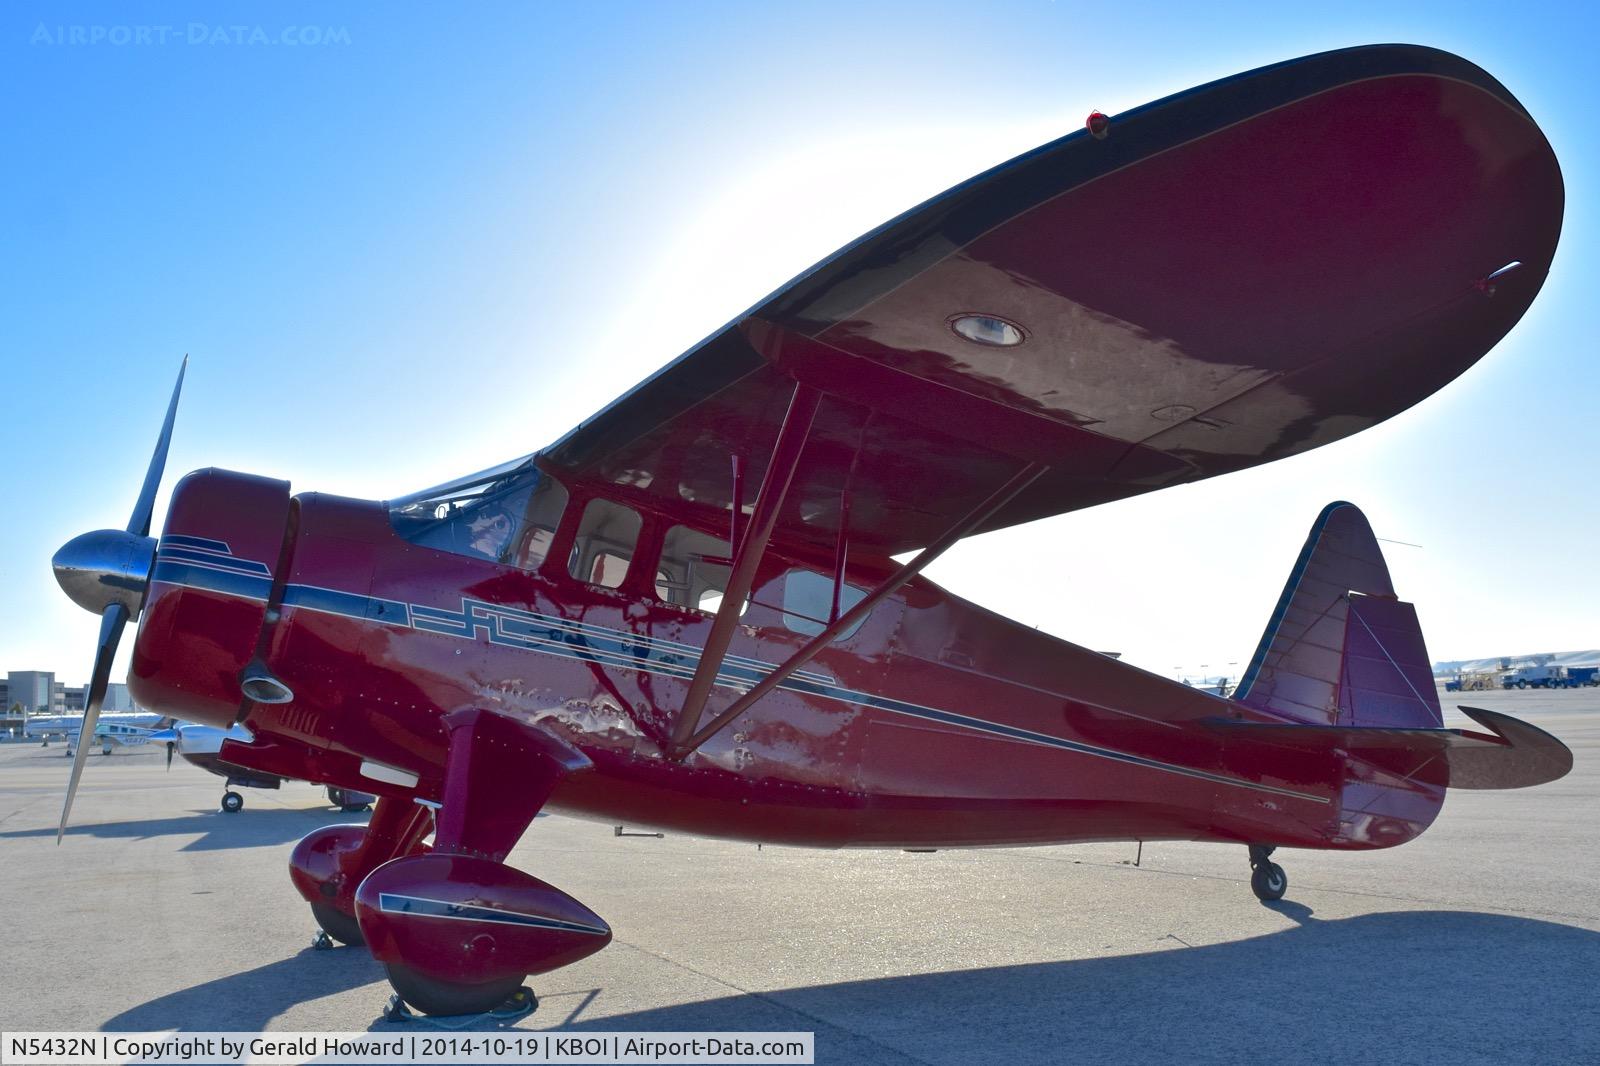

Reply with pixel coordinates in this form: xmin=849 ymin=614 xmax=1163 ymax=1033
xmin=1 ymin=671 xmax=134 ymax=736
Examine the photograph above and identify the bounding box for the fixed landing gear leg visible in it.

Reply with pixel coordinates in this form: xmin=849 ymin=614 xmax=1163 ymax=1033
xmin=289 ymin=796 xmax=432 ymax=947
xmin=356 ymin=709 xmax=610 ymax=1017
xmin=1248 ymin=844 xmax=1287 ymax=901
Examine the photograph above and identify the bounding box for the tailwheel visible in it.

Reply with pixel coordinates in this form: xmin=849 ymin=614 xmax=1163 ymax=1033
xmin=309 ymin=900 xmax=365 ymax=947
xmin=383 ymin=963 xmax=528 ymax=1017
xmin=221 ymin=790 xmax=244 ymax=813
xmin=1250 ymin=862 xmax=1288 ymax=901
xmin=1247 ymin=844 xmax=1287 ymax=901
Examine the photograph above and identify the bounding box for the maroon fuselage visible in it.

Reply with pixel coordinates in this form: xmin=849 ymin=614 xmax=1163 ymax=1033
xmin=128 ymin=468 xmax=1439 ymax=854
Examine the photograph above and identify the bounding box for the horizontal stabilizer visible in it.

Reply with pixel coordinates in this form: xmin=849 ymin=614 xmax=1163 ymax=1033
xmin=1208 ymin=706 xmax=1571 ymax=790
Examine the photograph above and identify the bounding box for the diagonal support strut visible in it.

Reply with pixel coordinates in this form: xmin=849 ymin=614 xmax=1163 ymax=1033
xmin=668 ymin=459 xmax=1048 ymax=760
xmin=667 ymin=382 xmax=822 ymax=753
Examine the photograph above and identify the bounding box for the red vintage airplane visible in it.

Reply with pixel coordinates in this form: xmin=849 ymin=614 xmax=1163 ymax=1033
xmin=51 ymin=44 xmax=1570 ymax=1017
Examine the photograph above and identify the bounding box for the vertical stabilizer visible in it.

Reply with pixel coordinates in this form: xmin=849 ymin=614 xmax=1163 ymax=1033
xmin=1233 ymin=502 xmax=1441 ymax=728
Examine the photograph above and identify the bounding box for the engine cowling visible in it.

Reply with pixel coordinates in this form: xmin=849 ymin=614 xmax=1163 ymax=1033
xmin=128 ymin=469 xmax=291 ymax=728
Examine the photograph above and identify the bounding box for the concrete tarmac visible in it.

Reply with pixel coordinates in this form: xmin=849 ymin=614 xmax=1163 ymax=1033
xmin=0 ymin=688 xmax=1594 ymax=1064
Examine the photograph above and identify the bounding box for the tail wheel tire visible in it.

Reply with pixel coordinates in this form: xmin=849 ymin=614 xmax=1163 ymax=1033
xmin=221 ymin=791 xmax=244 ymax=813
xmin=309 ymin=901 xmax=366 ymax=947
xmin=1251 ymin=862 xmax=1288 ymax=901
xmin=384 ymin=963 xmax=526 ymax=1017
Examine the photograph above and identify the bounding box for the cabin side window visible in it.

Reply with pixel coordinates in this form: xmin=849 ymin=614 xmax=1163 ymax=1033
xmin=655 ymin=525 xmax=745 ymax=615
xmin=388 ymin=458 xmax=569 ymax=572
xmin=781 ymin=569 xmax=868 ymax=640
xmin=568 ymin=499 xmax=642 ymax=589
xmin=511 ymin=476 xmax=569 ymax=571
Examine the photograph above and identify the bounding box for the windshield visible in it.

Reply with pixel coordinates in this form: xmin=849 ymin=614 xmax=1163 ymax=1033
xmin=387 ymin=453 xmax=537 ymax=512
xmin=387 ymin=455 xmax=568 ymax=568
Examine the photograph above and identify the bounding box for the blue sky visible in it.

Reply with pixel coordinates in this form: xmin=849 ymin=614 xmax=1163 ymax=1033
xmin=3 ymin=1 xmax=1595 ymax=687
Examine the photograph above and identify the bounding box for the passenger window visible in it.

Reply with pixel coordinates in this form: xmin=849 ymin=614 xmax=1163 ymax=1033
xmin=514 ymin=475 xmax=569 ymax=571
xmin=588 ymin=552 xmax=631 ymax=587
xmin=567 ymin=500 xmax=642 ymax=589
xmin=782 ymin=569 xmax=867 ymax=640
xmin=656 ymin=525 xmax=745 ymax=615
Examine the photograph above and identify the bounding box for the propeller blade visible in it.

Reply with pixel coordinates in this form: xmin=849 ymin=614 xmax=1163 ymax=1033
xmin=57 ymin=602 xmax=130 ymax=843
xmin=166 ymin=742 xmax=175 ymax=772
xmin=126 ymin=356 xmax=187 ymax=539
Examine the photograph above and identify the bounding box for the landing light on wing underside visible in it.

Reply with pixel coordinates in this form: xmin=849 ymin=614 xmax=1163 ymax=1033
xmin=949 ymin=313 xmax=1026 ymax=347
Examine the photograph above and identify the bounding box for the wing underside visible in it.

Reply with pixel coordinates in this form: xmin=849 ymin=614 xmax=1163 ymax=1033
xmin=545 ymin=45 xmax=1563 ymax=555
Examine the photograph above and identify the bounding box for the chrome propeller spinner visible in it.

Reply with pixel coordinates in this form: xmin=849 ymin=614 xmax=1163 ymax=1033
xmin=51 ymin=357 xmax=186 ymax=842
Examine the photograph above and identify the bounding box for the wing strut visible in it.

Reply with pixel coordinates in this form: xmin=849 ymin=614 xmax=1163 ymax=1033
xmin=830 ymin=414 xmax=872 ymax=625
xmin=667 ymin=381 xmax=823 ymax=753
xmin=668 ymin=459 xmax=1049 ymax=760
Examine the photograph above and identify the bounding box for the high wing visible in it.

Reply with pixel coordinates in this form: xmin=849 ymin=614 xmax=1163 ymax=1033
xmin=544 ymin=44 xmax=1562 ymax=556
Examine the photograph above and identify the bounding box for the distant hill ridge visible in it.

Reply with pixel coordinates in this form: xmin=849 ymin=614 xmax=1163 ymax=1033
xmin=1433 ymin=649 xmax=1600 ymax=677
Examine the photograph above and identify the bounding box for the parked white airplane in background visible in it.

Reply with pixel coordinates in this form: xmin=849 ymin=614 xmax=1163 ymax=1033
xmin=151 ymin=721 xmax=376 ymax=814
xmin=25 ymin=712 xmax=169 ymax=755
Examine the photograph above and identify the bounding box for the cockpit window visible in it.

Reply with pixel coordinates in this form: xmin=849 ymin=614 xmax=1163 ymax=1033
xmin=388 ymin=457 xmax=569 ymax=570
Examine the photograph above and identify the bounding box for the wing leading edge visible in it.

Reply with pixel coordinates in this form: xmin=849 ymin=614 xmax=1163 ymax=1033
xmin=545 ymin=44 xmax=1563 ymax=556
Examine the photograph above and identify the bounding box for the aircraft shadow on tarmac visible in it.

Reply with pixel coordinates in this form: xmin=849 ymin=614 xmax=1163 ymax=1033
xmin=103 ymin=947 xmax=388 ymax=1034
xmin=0 ymin=808 xmax=369 ymax=851
xmin=99 ymin=906 xmax=1597 ymax=1064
